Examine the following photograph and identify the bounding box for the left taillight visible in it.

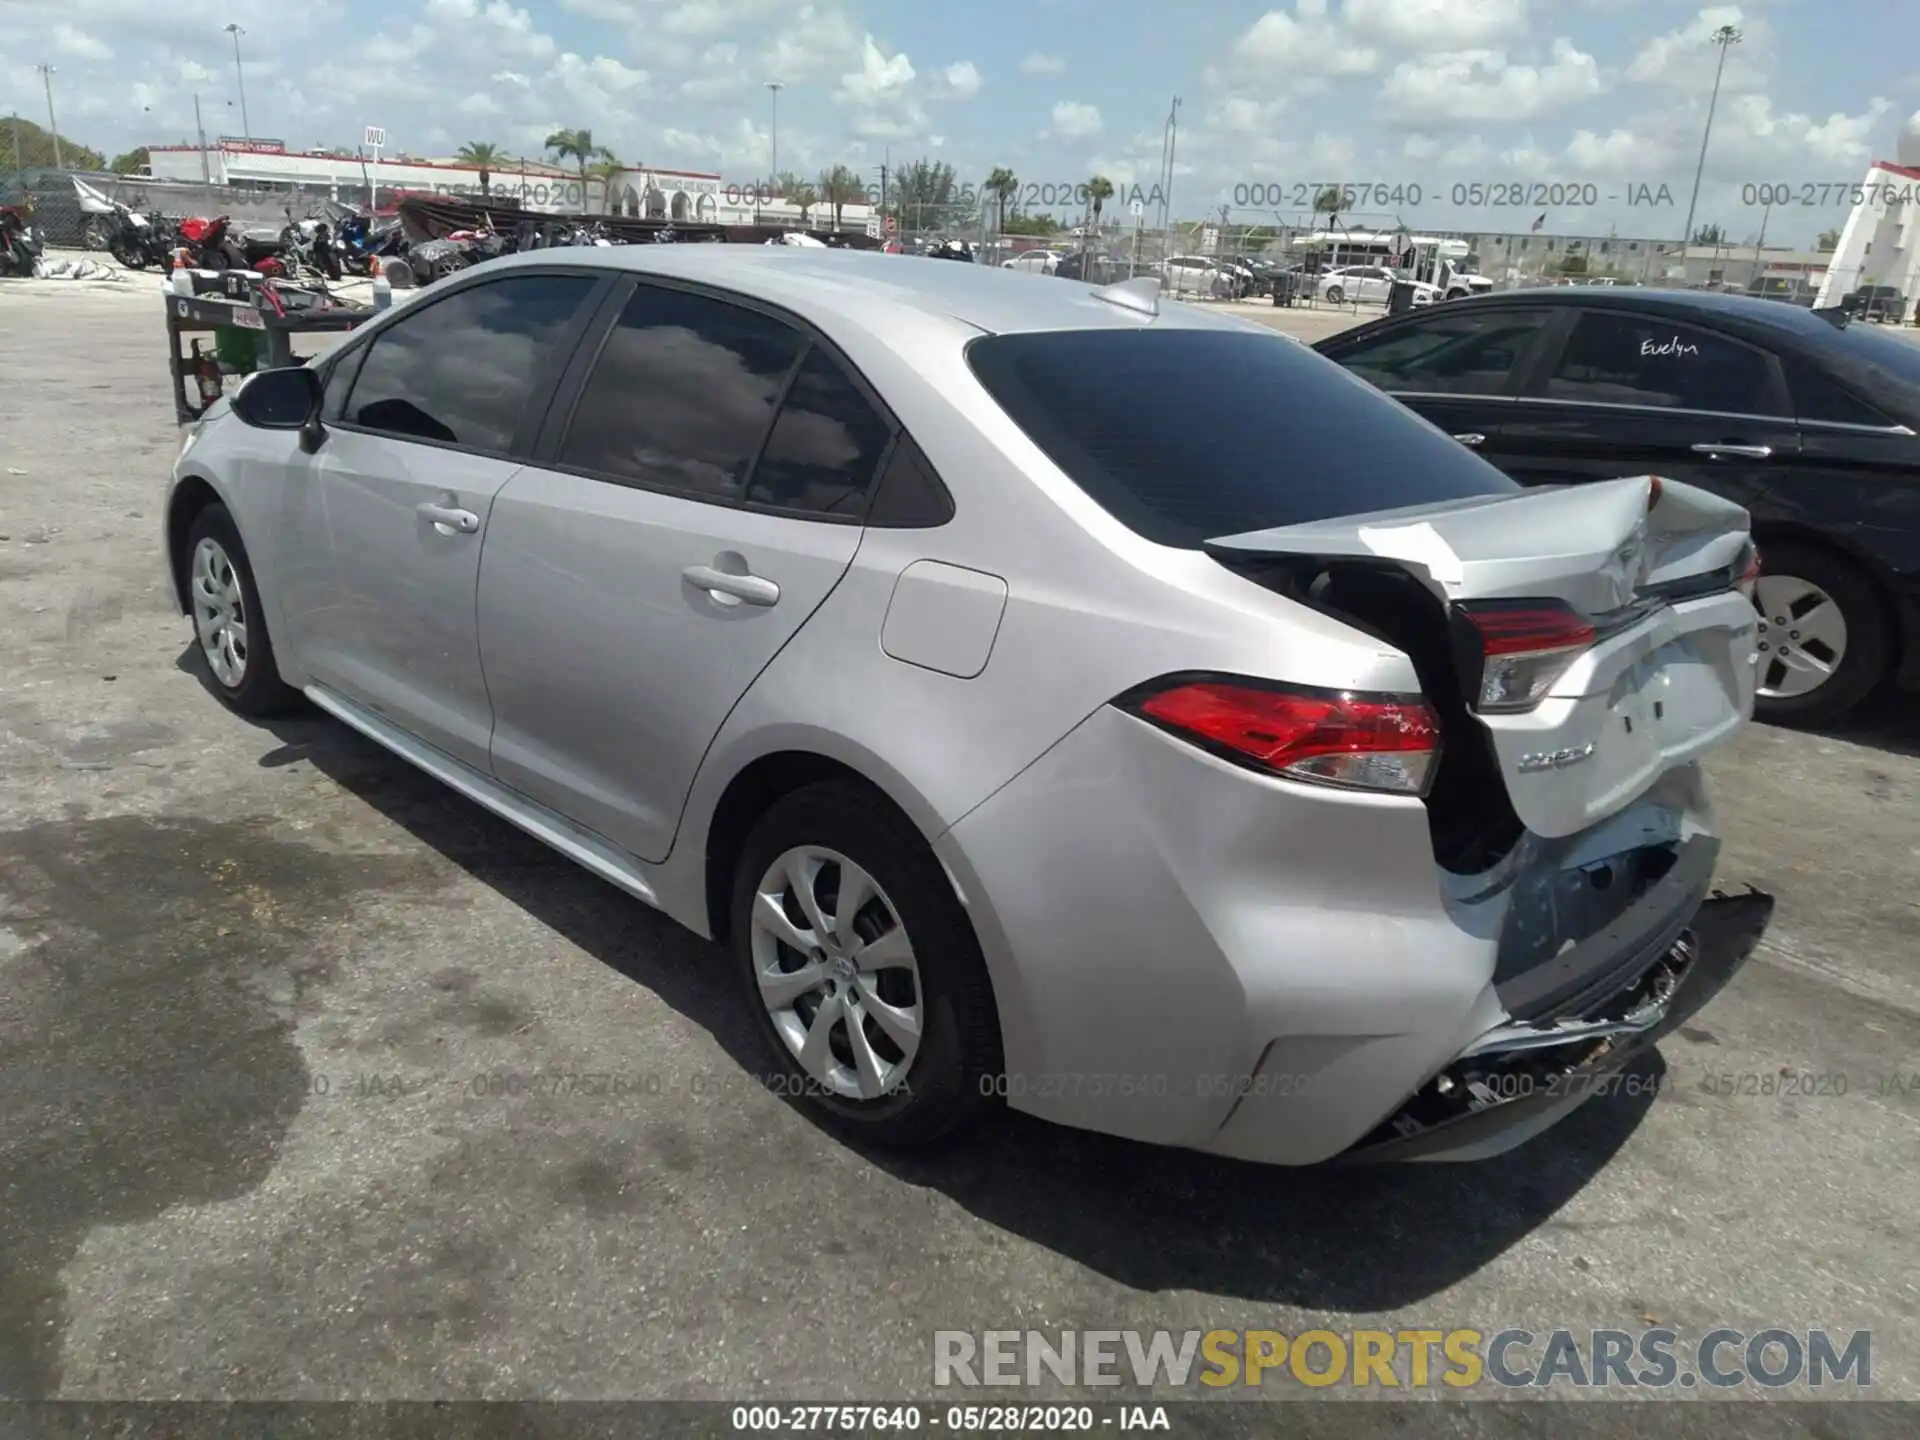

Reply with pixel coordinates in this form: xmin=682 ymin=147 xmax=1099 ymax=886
xmin=1115 ymin=678 xmax=1441 ymax=796
xmin=1737 ymin=541 xmax=1762 ymax=598
xmin=1455 ymin=600 xmax=1597 ymax=713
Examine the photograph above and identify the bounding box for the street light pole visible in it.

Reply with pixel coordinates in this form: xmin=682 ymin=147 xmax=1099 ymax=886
xmin=224 ymin=24 xmax=251 ymax=141
xmin=1679 ymin=24 xmax=1740 ymax=255
xmin=34 ymin=65 xmax=61 ymax=169
xmin=764 ymin=81 xmax=779 ymax=192
xmin=1159 ymin=95 xmax=1181 ymax=240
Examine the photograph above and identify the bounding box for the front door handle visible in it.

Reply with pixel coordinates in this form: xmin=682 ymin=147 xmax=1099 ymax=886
xmin=418 ymin=501 xmax=480 ymax=535
xmin=1691 ymin=442 xmax=1773 ymax=460
xmin=1453 ymin=432 xmax=1487 ymax=447
xmin=683 ymin=564 xmax=780 ymax=607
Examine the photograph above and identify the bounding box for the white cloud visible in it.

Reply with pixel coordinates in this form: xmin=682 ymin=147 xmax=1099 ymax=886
xmin=937 ymin=61 xmax=983 ymax=99
xmin=1624 ymin=7 xmax=1759 ymax=89
xmin=1379 ymin=39 xmax=1605 ymax=122
xmin=1020 ymin=53 xmax=1065 ymax=75
xmin=763 ymin=5 xmax=865 ymax=84
xmin=836 ymin=36 xmax=915 ymax=105
xmin=53 ymin=23 xmax=112 ymax=60
xmin=1049 ymin=101 xmax=1103 ymax=138
xmin=1344 ymin=0 xmax=1530 ymax=52
xmin=1233 ymin=1 xmax=1378 ymax=75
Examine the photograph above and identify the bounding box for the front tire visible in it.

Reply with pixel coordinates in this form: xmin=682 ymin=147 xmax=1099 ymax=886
xmin=1751 ymin=540 xmax=1891 ymax=725
xmin=1324 ymin=284 xmax=1345 ymax=305
xmin=729 ymin=782 xmax=1000 ymax=1147
xmin=182 ymin=503 xmax=302 ymax=718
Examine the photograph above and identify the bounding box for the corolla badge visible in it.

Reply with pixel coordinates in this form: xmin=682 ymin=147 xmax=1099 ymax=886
xmin=1517 ymin=742 xmax=1597 ymax=773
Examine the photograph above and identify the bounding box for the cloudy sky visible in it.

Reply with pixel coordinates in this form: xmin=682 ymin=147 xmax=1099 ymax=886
xmin=2 ymin=0 xmax=1915 ymax=243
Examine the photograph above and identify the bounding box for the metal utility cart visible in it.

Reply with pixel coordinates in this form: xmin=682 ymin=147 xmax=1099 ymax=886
xmin=164 ymin=274 xmax=377 ymax=425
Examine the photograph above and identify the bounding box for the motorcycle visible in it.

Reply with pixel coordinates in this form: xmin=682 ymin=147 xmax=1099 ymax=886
xmin=71 ymin=177 xmax=176 ymax=268
xmin=336 ymin=210 xmax=408 ymax=277
xmin=0 ymin=203 xmax=43 ymax=278
xmin=176 ymin=214 xmax=290 ymax=273
xmin=278 ymin=205 xmax=343 ymax=281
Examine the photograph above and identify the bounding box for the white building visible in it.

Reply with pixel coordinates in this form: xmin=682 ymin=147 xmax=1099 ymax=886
xmin=1811 ymin=110 xmax=1920 ymax=317
xmin=142 ymin=139 xmax=874 ymax=230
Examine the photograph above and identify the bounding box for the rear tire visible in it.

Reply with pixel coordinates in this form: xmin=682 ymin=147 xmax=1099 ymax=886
xmin=181 ymin=504 xmax=303 ymax=718
xmin=729 ymin=781 xmax=1000 ymax=1148
xmin=1751 ymin=540 xmax=1891 ymax=726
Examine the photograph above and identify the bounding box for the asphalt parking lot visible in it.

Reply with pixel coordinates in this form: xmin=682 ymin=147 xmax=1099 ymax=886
xmin=1 ymin=275 xmax=1918 ymax=1424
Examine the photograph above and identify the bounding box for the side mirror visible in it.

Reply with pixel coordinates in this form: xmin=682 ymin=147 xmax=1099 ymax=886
xmin=231 ymin=365 xmax=322 ymax=434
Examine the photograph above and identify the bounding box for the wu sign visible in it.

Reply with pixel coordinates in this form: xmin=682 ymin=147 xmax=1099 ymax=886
xmin=364 ymin=127 xmax=386 ymax=151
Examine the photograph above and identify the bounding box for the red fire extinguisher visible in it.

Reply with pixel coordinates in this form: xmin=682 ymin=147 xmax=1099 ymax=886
xmin=190 ymin=339 xmax=223 ymax=408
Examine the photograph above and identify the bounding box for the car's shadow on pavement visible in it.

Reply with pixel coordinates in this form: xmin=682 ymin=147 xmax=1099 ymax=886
xmin=1761 ymin=692 xmax=1920 ymax=758
xmin=241 ymin=685 xmax=1662 ymax=1312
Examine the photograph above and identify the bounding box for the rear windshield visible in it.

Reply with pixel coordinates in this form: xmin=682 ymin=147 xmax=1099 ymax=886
xmin=966 ymin=328 xmax=1518 ymax=549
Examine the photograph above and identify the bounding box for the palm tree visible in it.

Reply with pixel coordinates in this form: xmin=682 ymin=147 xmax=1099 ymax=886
xmin=986 ymin=167 xmax=1018 ymax=233
xmin=456 ymin=140 xmax=504 ymax=197
xmin=786 ymin=180 xmax=819 ymax=226
xmin=1084 ymin=175 xmax=1114 ymax=235
xmin=588 ymin=151 xmax=627 ymax=214
xmin=817 ymin=165 xmax=864 ymax=230
xmin=545 ymin=127 xmax=602 ymax=212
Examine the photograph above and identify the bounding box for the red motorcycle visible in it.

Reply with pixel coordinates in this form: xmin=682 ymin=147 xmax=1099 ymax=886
xmin=175 ymin=214 xmax=287 ymax=275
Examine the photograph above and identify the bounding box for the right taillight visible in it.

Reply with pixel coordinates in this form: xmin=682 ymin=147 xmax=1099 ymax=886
xmin=1455 ymin=600 xmax=1597 ymax=713
xmin=1738 ymin=541 xmax=1762 ymax=598
xmin=1116 ymin=677 xmax=1441 ymax=796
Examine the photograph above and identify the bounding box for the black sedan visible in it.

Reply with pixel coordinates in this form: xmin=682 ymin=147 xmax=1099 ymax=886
xmin=1314 ymin=287 xmax=1920 ymax=724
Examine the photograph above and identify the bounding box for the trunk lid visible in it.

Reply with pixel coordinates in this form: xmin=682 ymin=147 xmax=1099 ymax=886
xmin=1207 ymin=475 xmax=1759 ymax=841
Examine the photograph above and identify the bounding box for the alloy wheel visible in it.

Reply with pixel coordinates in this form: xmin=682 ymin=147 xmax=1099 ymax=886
xmin=748 ymin=845 xmax=923 ymax=1101
xmin=1753 ymin=573 xmax=1848 ymax=700
xmin=191 ymin=536 xmax=250 ymax=689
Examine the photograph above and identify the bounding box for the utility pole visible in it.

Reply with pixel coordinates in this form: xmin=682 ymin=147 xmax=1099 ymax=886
xmin=224 ymin=25 xmax=252 ymax=141
xmin=767 ymin=81 xmax=782 ymax=220
xmin=9 ymin=112 xmax=21 ymax=177
xmin=194 ymin=94 xmax=212 ymax=201
xmin=1679 ymin=24 xmax=1741 ymax=254
xmin=34 ymin=65 xmax=61 ymax=169
xmin=879 ymin=153 xmax=890 ymax=239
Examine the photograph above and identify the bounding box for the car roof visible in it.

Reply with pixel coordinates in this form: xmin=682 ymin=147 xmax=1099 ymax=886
xmin=1432 ymin=284 xmax=1874 ymax=349
xmin=465 ymin=243 xmax=1273 ymax=341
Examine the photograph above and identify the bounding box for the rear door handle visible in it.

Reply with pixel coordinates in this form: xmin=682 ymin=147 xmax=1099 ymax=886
xmin=1453 ymin=432 xmax=1487 ymax=447
xmin=1691 ymin=443 xmax=1773 ymax=460
xmin=683 ymin=565 xmax=780 ymax=607
xmin=418 ymin=501 xmax=480 ymax=534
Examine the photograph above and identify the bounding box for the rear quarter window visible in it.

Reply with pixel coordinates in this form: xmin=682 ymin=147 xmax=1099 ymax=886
xmin=965 ymin=327 xmax=1517 ymax=549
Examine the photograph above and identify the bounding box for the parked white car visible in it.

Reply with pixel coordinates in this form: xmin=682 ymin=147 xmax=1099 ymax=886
xmin=1443 ymin=272 xmax=1496 ymax=300
xmin=1318 ymin=265 xmax=1440 ymax=307
xmin=1161 ymin=255 xmax=1235 ymax=298
xmin=1001 ymin=249 xmax=1065 ymax=275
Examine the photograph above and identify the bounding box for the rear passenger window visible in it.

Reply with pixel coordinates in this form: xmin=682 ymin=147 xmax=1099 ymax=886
xmin=744 ymin=348 xmax=894 ymax=516
xmin=559 ymin=283 xmax=806 ymax=502
xmin=1538 ymin=313 xmax=1784 ymax=415
xmin=1783 ymin=358 xmax=1895 ymax=427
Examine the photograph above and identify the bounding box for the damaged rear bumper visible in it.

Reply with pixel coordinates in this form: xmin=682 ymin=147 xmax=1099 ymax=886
xmin=1339 ymin=886 xmax=1775 ymax=1163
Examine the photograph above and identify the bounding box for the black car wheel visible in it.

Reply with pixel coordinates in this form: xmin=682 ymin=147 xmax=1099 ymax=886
xmin=1750 ymin=540 xmax=1891 ymax=725
xmin=730 ymin=781 xmax=1001 ymax=1148
xmin=180 ymin=503 xmax=303 ymax=718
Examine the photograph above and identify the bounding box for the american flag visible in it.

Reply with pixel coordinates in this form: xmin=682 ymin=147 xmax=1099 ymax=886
xmin=1530 ymin=212 xmax=1547 ymax=233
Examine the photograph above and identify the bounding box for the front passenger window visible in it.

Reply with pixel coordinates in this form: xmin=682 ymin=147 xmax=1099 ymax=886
xmin=341 ymin=273 xmax=597 ymax=453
